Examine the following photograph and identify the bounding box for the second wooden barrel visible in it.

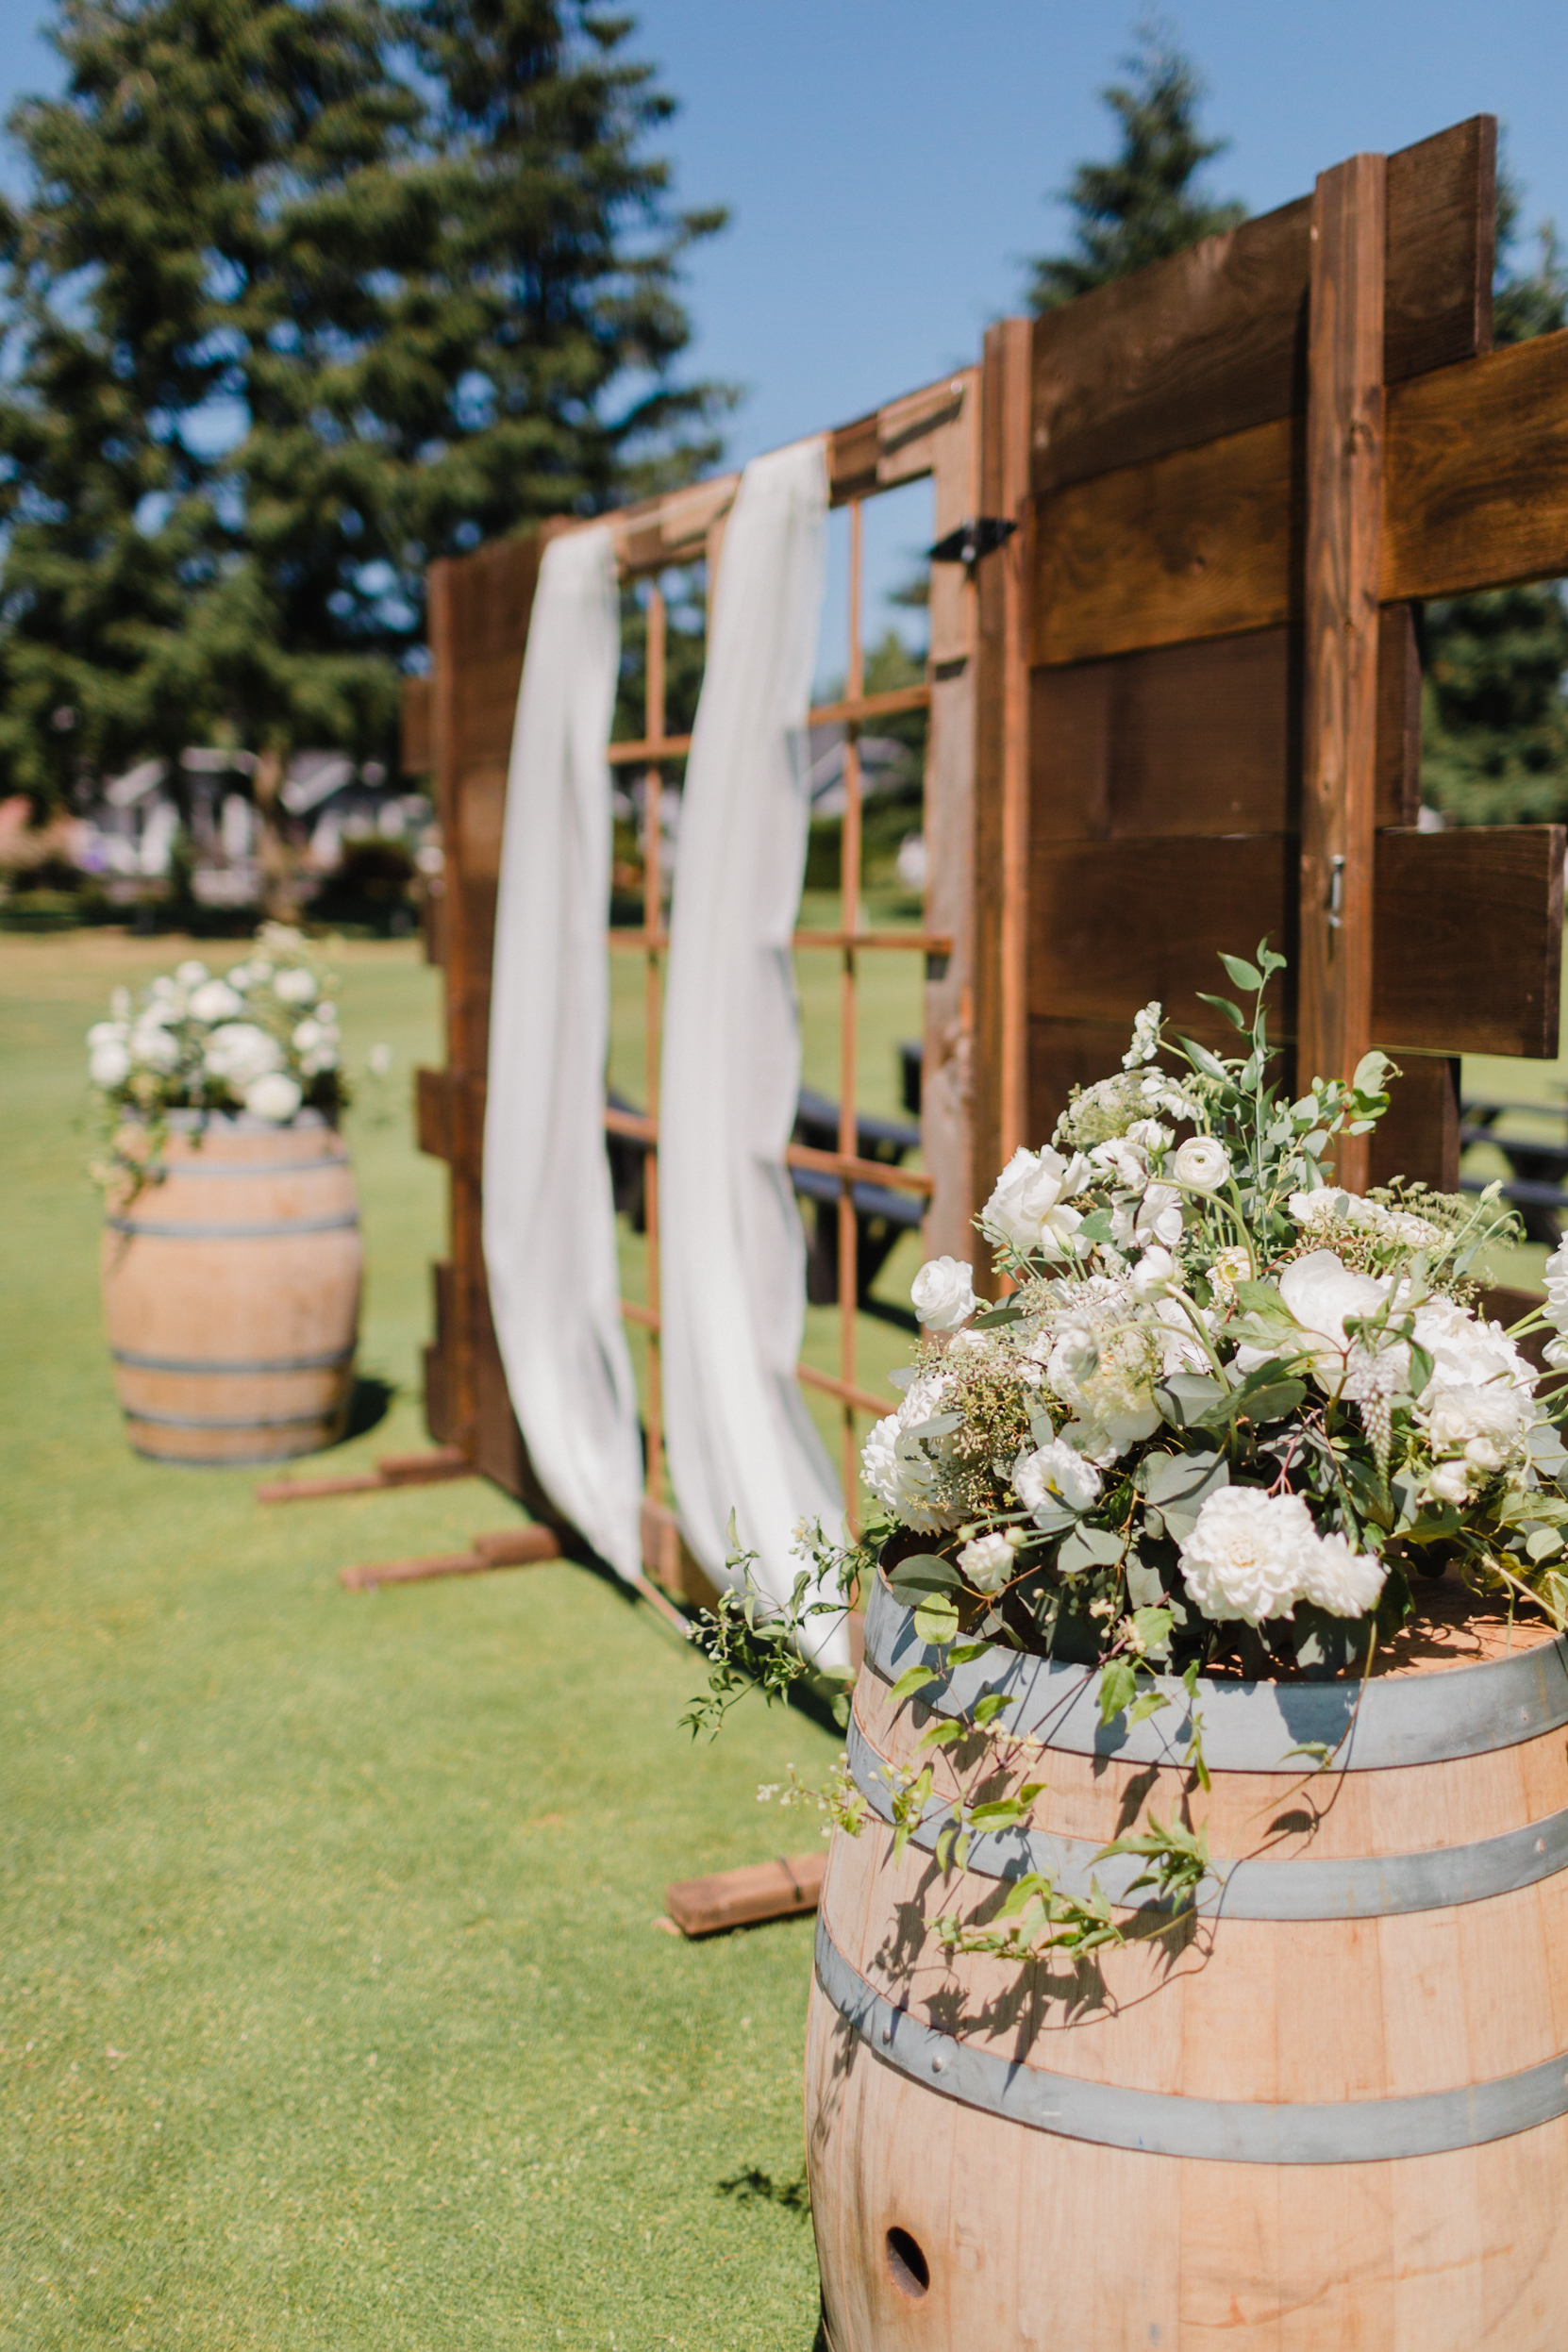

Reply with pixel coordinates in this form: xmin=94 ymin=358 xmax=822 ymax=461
xmin=807 ymin=1573 xmax=1568 ymax=2349
xmin=101 ymin=1110 xmax=360 ymax=1464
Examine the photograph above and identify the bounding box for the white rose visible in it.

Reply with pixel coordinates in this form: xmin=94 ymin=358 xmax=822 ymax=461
xmin=244 ymin=1071 xmax=304 ymax=1123
xmin=860 ymin=1411 xmax=961 ymax=1534
xmin=910 ymin=1255 xmax=978 ymax=1332
xmin=188 ymin=978 xmax=243 ymax=1023
xmin=89 ymin=1040 xmax=132 ymax=1087
xmin=1426 ymin=1459 xmax=1472 ymax=1505
xmin=1298 ymin=1529 xmax=1386 ymax=1618
xmin=1424 ymin=1383 xmax=1530 ymax=1474
xmin=1172 ymin=1136 xmax=1231 ymax=1192
xmin=959 ymin=1531 xmax=1017 ymax=1593
xmin=130 ymin=1021 xmax=180 ymax=1074
xmin=1128 ymin=1244 xmax=1176 ymax=1298
xmin=1208 ymin=1244 xmax=1251 ymax=1293
xmin=1277 ymin=1250 xmax=1401 ymax=1397
xmin=1411 ymin=1297 xmax=1534 ymax=1404
xmin=982 ymin=1145 xmax=1091 ymax=1259
xmin=1177 ymin=1487 xmax=1314 ymax=1626
xmin=204 ymin=1022 xmax=284 ymax=1087
xmin=1134 ymin=1182 xmax=1183 ymax=1251
xmin=273 ymin=966 xmax=318 ymax=1006
xmin=1015 ymin=1438 xmax=1102 ymax=1520
xmin=1091 ymin=1135 xmax=1149 ymax=1190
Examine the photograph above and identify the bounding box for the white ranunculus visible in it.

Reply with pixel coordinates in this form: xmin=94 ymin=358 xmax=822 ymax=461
xmin=1172 ymin=1136 xmax=1231 ymax=1192
xmin=959 ymin=1531 xmax=1018 ymax=1593
xmin=204 ymin=1022 xmax=283 ymax=1088
xmin=1298 ymin=1529 xmax=1386 ymax=1618
xmin=1134 ymin=1181 xmax=1183 ymax=1251
xmin=89 ymin=1039 xmax=132 ymax=1087
xmin=1424 ymin=1382 xmax=1531 ymax=1474
xmin=273 ymin=966 xmax=318 ymax=1006
xmin=1014 ymin=1438 xmax=1101 ymax=1520
xmin=244 ymin=1071 xmax=303 ymax=1123
xmin=1277 ymin=1250 xmax=1401 ymax=1398
xmin=910 ymin=1255 xmax=978 ymax=1331
xmin=188 ymin=978 xmax=243 ymax=1023
xmin=982 ymin=1145 xmax=1090 ymax=1259
xmin=1177 ymin=1487 xmax=1314 ymax=1627
xmin=1128 ymin=1244 xmax=1176 ymax=1298
xmin=1426 ymin=1458 xmax=1472 ymax=1505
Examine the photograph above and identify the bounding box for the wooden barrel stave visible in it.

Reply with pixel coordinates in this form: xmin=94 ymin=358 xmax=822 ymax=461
xmin=808 ymin=1582 xmax=1568 ymax=2348
xmin=101 ymin=1115 xmax=359 ymax=1464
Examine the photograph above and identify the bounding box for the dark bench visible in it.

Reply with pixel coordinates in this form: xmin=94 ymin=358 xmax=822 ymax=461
xmin=605 ymin=1080 xmax=926 ymax=1316
xmin=1460 ymin=1096 xmax=1568 ymax=1246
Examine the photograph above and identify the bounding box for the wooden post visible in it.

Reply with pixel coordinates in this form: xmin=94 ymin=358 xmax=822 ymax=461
xmin=1300 ymin=153 xmax=1387 ymax=1193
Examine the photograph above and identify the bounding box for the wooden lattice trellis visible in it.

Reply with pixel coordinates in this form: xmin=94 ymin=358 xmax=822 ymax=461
xmin=394 ymin=108 xmax=1568 ymax=1590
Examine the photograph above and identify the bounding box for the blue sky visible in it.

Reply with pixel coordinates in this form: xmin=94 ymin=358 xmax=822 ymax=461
xmin=2 ymin=2 xmax=1564 ymax=644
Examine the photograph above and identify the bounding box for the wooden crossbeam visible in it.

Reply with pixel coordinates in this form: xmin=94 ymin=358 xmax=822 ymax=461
xmin=340 ymin=1524 xmax=560 ymax=1591
xmin=257 ymin=1446 xmax=471 ymax=1505
xmin=662 ymin=1852 xmax=826 ymax=1938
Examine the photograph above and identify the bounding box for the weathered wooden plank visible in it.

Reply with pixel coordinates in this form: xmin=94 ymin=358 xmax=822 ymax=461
xmin=1027 ymin=828 xmax=1562 ymax=1059
xmin=1368 ymin=1053 xmax=1460 ymax=1193
xmin=664 ymin=1854 xmax=826 ymax=1938
xmin=1031 ymin=327 xmax=1568 ymax=669
xmin=1030 ymin=630 xmax=1293 ymax=841
xmin=1030 ymin=415 xmax=1302 ymax=667
xmin=1299 ymin=151 xmax=1387 ymax=1194
xmin=415 ymin=1065 xmax=453 ymax=1161
xmin=1372 ymin=826 xmax=1563 ymax=1058
xmin=1029 ymin=116 xmax=1493 ymax=495
xmin=1382 ymin=327 xmax=1568 ymax=601
xmin=1376 ymin=606 xmax=1422 ymax=827
xmin=1028 ymin=835 xmax=1295 ymax=1034
xmin=401 ymin=675 xmax=432 ymax=776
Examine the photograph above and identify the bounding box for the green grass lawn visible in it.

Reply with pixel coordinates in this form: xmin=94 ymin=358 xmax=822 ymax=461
xmin=0 ymin=932 xmax=839 ymax=2351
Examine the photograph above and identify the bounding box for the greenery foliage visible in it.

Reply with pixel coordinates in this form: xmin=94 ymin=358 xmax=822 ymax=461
xmin=1026 ymin=17 xmax=1243 ymax=311
xmin=0 ymin=0 xmax=728 ymax=813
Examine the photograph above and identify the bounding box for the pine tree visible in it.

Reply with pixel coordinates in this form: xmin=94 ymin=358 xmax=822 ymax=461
xmin=1421 ymin=170 xmax=1568 ymax=824
xmin=1026 ymin=18 xmax=1243 ymax=311
xmin=0 ymin=0 xmax=727 ymax=813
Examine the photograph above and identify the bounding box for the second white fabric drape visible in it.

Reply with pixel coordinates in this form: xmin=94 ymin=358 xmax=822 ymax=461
xmin=659 ymin=438 xmax=850 ymax=1672
xmin=483 ymin=525 xmax=644 ymax=1584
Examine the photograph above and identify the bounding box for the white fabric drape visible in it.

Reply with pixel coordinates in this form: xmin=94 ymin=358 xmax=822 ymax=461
xmin=659 ymin=439 xmax=850 ymax=1672
xmin=483 ymin=525 xmax=643 ymax=1583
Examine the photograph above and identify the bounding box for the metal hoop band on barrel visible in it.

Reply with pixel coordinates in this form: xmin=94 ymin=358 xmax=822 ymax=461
xmin=122 ymin=1406 xmax=342 ymax=1431
xmin=141 ymin=1154 xmax=350 ymax=1178
xmin=863 ymin=1576 xmax=1568 ymax=1772
xmin=844 ymin=1715 xmax=1568 ymax=1919
xmin=105 ymin=1212 xmax=360 ymax=1239
xmin=814 ymin=1918 xmax=1568 ymax=2163
xmin=109 ymin=1345 xmax=356 ymax=1375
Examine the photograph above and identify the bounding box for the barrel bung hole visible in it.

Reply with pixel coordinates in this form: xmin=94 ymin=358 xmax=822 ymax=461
xmin=886 ymin=2226 xmax=930 ymax=2300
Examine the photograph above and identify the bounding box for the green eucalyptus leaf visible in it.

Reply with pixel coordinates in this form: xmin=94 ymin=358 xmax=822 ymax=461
xmin=1156 ymin=1373 xmax=1225 ymax=1428
xmin=1218 ymin=953 xmax=1263 ymax=993
xmin=1125 ymin=1556 xmax=1168 ymax=1610
xmin=1058 ymin=1524 xmax=1126 ymax=1574
xmin=887 ymin=1552 xmax=960 ymax=1604
xmin=913 ymin=1592 xmax=961 ymax=1645
xmin=1098 ymin=1658 xmax=1138 ymax=1726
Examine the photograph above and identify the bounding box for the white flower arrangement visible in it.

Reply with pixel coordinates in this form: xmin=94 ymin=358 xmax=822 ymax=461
xmin=861 ymin=942 xmax=1568 ymax=1681
xmin=86 ymin=924 xmax=346 ymax=1135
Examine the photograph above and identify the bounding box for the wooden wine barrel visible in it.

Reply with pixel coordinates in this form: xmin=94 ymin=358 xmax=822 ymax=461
xmin=807 ymin=1572 xmax=1568 ymax=2349
xmin=101 ymin=1111 xmax=359 ymax=1464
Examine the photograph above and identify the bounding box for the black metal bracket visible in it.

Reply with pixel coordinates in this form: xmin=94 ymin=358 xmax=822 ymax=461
xmin=927 ymin=515 xmax=1018 ymax=568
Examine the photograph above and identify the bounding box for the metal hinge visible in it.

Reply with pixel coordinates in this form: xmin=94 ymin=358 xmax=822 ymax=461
xmin=927 ymin=515 xmax=1018 ymax=567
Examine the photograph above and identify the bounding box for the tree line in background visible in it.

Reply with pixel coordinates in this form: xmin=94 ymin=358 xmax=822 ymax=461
xmin=1 ymin=8 xmax=1562 ymax=827
xmin=0 ymin=0 xmax=728 ymax=814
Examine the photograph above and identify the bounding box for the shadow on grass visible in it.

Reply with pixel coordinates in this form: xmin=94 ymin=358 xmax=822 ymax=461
xmin=342 ymin=1373 xmax=395 ymax=1443
xmin=719 ymin=2164 xmax=811 ymax=2214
